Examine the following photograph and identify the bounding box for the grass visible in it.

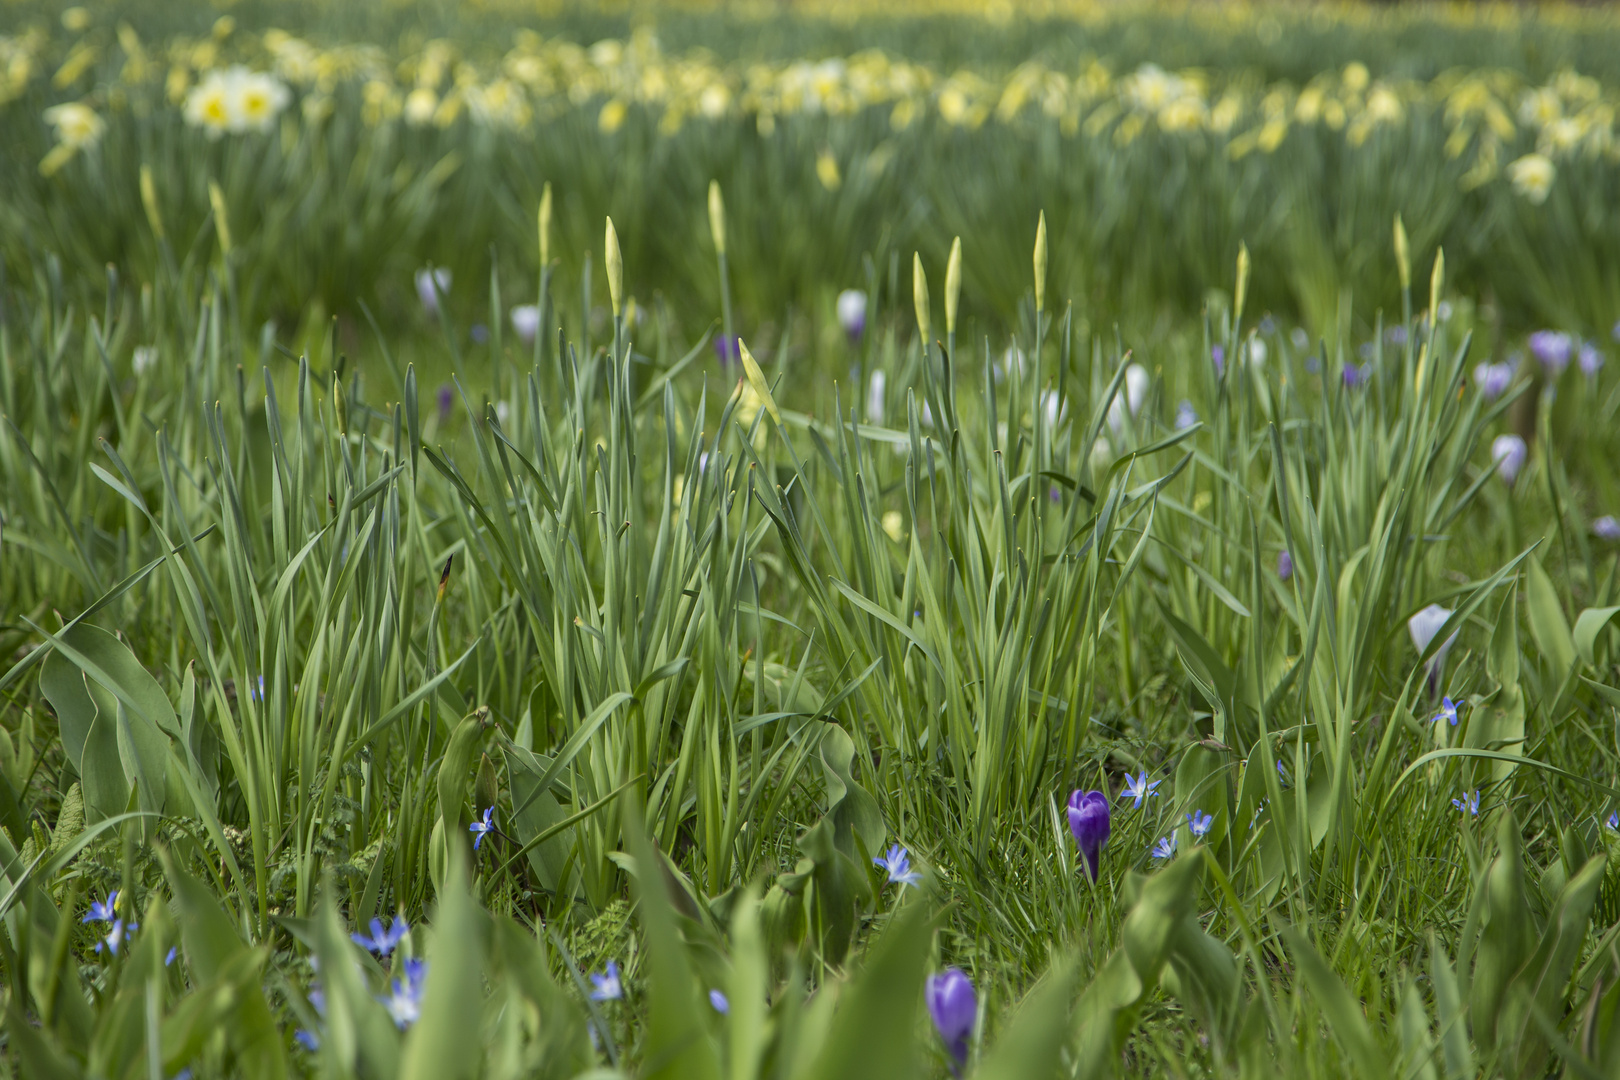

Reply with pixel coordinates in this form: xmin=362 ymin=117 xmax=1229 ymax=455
xmin=3 ymin=3 xmax=1620 ymax=1079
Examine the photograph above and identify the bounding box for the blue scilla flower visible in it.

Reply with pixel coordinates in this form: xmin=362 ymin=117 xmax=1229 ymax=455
xmin=381 ymin=959 xmax=428 ymax=1030
xmin=1120 ymin=772 xmax=1160 ymax=808
xmin=590 ymin=960 xmax=623 ymax=1002
xmin=1187 ymin=810 xmax=1214 ymax=839
xmin=709 ymin=988 xmax=730 ymax=1014
xmin=351 ymin=916 xmax=409 ymax=957
xmin=469 ymin=806 xmax=495 ymax=850
xmin=1432 ymin=696 xmax=1459 ymax=726
xmin=1151 ymin=834 xmax=1178 ymax=860
xmin=97 ymin=919 xmax=136 ymax=955
xmin=1453 ymin=791 xmax=1480 ymax=816
xmin=874 ymin=844 xmax=922 ymax=888
xmin=84 ymin=891 xmax=119 ymax=924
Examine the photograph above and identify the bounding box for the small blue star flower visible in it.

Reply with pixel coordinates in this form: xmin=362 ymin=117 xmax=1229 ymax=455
xmin=380 ymin=959 xmax=428 ymax=1030
xmin=96 ymin=919 xmax=136 ymax=955
xmin=1120 ymin=772 xmax=1161 ymax=808
xmin=1151 ymin=834 xmax=1178 ymax=860
xmin=1187 ymin=810 xmax=1214 ymax=839
xmin=873 ymin=844 xmax=922 ymax=888
xmin=1453 ymin=791 xmax=1480 ymax=816
xmin=165 ymin=946 xmax=177 ymax=966
xmin=590 ymin=960 xmax=623 ymax=1002
xmin=469 ymin=806 xmax=495 ymax=851
xmin=84 ymin=891 xmax=119 ymax=924
xmin=294 ymin=1029 xmax=320 ymax=1052
xmin=1608 ymin=812 xmax=1619 ymax=832
xmin=1432 ymin=696 xmax=1459 ymax=726
xmin=351 ymin=916 xmax=410 ymax=956
xmin=709 ymin=989 xmax=730 ymax=1014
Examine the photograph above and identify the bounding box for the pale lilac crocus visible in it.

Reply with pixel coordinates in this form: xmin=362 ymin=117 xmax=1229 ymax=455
xmin=511 ymin=304 xmax=541 ymax=344
xmin=1175 ymin=400 xmax=1198 ymax=430
xmin=1277 ymin=550 xmax=1293 ymax=581
xmin=436 ymin=384 xmax=454 ymax=424
xmin=1066 ymin=789 xmax=1110 ymax=881
xmin=715 ymin=334 xmax=740 ymax=366
xmin=415 ymin=267 xmax=451 ymax=316
xmin=866 ymin=370 xmax=886 ymax=425
xmin=1578 ymin=342 xmax=1604 ymax=377
xmin=1492 ymin=434 xmax=1528 ymax=485
xmin=1474 ymin=361 xmax=1514 ymax=400
xmin=1595 ymin=516 xmax=1620 ymax=542
xmin=926 ymin=968 xmax=976 ymax=1069
xmin=1528 ymin=330 xmax=1573 ymax=377
xmin=1106 ymin=364 xmax=1150 ymax=434
xmin=1211 ymin=344 xmax=1225 ymax=376
xmin=1408 ymin=603 xmax=1457 ymax=700
xmin=837 ymin=289 xmax=867 ymax=343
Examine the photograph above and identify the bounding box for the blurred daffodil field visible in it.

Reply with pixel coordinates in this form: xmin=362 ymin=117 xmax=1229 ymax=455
xmin=5 ymin=2 xmax=1620 ymax=1078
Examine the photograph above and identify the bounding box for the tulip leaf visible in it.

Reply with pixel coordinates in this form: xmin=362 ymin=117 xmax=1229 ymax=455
xmin=1524 ymin=555 xmax=1575 ymax=677
xmin=1574 ymin=605 xmax=1620 ymax=667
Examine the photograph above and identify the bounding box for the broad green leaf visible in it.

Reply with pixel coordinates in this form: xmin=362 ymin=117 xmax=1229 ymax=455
xmin=402 ymin=856 xmax=485 ymax=1080
xmin=1574 ymin=605 xmax=1620 ymax=667
xmin=1282 ymin=926 xmax=1386 ymax=1080
xmin=1524 ymin=555 xmax=1575 ymax=677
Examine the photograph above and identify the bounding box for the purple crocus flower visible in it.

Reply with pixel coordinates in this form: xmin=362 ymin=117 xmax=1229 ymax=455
xmin=1528 ymin=330 xmax=1573 ymax=377
xmin=1578 ymin=342 xmax=1604 ymax=377
xmin=415 ymin=267 xmax=451 ymax=316
xmin=1474 ymin=361 xmax=1514 ymax=400
xmin=837 ymin=289 xmax=867 ymax=343
xmin=1066 ymin=789 xmax=1110 ymax=881
xmin=1210 ymin=344 xmax=1225 ymax=376
xmin=1595 ymin=515 xmax=1620 ymax=541
xmin=1492 ymin=434 xmax=1528 ymax=485
xmin=714 ymin=334 xmax=740 ymax=366
xmin=437 ymin=384 xmax=454 ymax=424
xmin=926 ymin=968 xmax=977 ymax=1069
xmin=1277 ymin=550 xmax=1293 ymax=581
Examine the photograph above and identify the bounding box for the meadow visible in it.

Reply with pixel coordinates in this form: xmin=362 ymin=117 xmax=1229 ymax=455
xmin=3 ymin=2 xmax=1620 ymax=1078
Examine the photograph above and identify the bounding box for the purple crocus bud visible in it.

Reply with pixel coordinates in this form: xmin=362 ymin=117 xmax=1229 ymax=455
xmin=926 ymin=968 xmax=977 ymax=1068
xmin=1492 ymin=434 xmax=1527 ymax=485
xmin=416 ymin=267 xmax=451 ymax=315
xmin=437 ymin=384 xmax=454 ymax=424
xmin=1066 ymin=789 xmax=1110 ymax=881
xmin=1578 ymin=342 xmax=1603 ymax=377
xmin=1594 ymin=515 xmax=1620 ymax=542
xmin=511 ymin=304 xmax=541 ymax=344
xmin=715 ymin=334 xmax=740 ymax=367
xmin=1473 ymin=361 xmax=1514 ymax=400
xmin=1528 ymin=330 xmax=1573 ymax=377
xmin=1342 ymin=363 xmax=1365 ymax=389
xmin=1277 ymin=550 xmax=1293 ymax=580
xmin=1408 ymin=602 xmax=1457 ymax=699
xmin=837 ymin=289 xmax=867 ymax=343
xmin=1210 ymin=344 xmax=1225 ymax=376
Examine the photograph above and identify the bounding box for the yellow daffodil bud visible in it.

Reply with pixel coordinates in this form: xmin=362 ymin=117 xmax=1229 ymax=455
xmin=912 ymin=252 xmax=931 ymax=343
xmin=207 ymin=180 xmax=231 ymax=256
xmin=708 ymin=180 xmax=726 ymax=257
xmin=139 ymin=165 xmax=164 ymax=241
xmin=538 ymin=182 xmax=552 ymax=268
xmin=1393 ymin=214 xmax=1410 ymax=292
xmin=1234 ymin=242 xmax=1250 ymax=325
xmin=1033 ymin=211 xmax=1047 ymax=314
xmin=737 ymin=339 xmax=781 ymax=425
xmin=945 ymin=236 xmax=962 ymax=335
xmin=604 ymin=216 xmax=623 ymax=317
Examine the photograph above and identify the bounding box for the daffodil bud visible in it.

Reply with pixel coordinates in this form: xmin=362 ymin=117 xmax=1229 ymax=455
xmin=139 ymin=165 xmax=164 ymax=241
xmin=945 ymin=236 xmax=962 ymax=335
xmin=208 ymin=179 xmax=231 ymax=256
xmin=912 ymin=252 xmax=931 ymax=344
xmin=538 ymin=182 xmax=552 ymax=268
xmin=1033 ymin=211 xmax=1047 ymax=314
xmin=708 ymin=180 xmax=726 ymax=257
xmin=604 ymin=216 xmax=623 ymax=317
xmin=737 ymin=339 xmax=781 ymax=425
xmin=1393 ymin=213 xmax=1410 ymax=292
xmin=1234 ymin=242 xmax=1250 ymax=325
